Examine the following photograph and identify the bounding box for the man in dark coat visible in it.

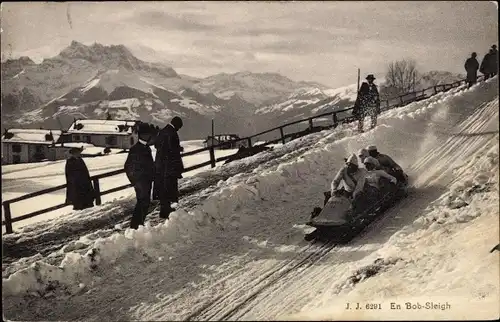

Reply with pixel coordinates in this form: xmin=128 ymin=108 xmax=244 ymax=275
xmin=489 ymin=45 xmax=498 ymax=77
xmin=464 ymin=52 xmax=479 ymax=88
xmin=153 ymin=116 xmax=184 ymax=219
xmin=124 ymin=123 xmax=155 ymax=229
xmin=480 ymin=48 xmax=496 ymax=80
xmin=353 ymin=74 xmax=380 ymax=133
xmin=65 ymin=147 xmax=95 ymax=210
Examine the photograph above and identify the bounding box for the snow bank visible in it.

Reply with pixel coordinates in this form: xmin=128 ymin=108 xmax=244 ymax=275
xmin=3 ymin=77 xmax=498 ymax=299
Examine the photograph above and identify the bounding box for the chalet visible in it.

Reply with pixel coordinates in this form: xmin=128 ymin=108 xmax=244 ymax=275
xmin=203 ymin=134 xmax=247 ymax=150
xmin=1 ymin=129 xmax=62 ymax=164
xmin=66 ymin=119 xmax=139 ymax=149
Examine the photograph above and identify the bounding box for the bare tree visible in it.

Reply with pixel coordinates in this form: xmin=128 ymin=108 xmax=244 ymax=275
xmin=380 ymin=59 xmax=421 ymax=98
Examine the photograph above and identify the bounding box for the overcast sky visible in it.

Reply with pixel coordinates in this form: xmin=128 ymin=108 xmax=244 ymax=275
xmin=1 ymin=1 xmax=498 ymax=88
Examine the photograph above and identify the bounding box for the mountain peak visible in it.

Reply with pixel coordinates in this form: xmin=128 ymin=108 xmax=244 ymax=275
xmin=54 ymin=41 xmax=177 ymax=77
xmin=60 ymin=41 xmax=135 ymax=61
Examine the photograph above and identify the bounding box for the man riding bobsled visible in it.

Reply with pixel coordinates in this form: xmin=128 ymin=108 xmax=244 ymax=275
xmin=366 ymin=145 xmax=408 ymax=185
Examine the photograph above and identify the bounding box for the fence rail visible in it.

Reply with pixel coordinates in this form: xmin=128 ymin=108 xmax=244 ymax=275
xmin=1 ymin=76 xmax=477 ymax=233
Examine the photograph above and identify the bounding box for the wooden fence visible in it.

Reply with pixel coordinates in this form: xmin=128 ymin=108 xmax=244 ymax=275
xmin=1 ymin=77 xmax=476 ymax=233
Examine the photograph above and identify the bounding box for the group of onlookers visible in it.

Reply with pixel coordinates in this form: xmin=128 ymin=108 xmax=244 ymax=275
xmin=65 ymin=117 xmax=185 ymax=230
xmin=465 ymin=44 xmax=498 ymax=88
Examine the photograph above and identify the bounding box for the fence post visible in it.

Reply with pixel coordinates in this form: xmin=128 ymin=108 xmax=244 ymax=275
xmin=399 ymin=96 xmax=404 ymax=105
xmin=385 ymin=100 xmax=389 ymax=109
xmin=332 ymin=113 xmax=338 ymax=128
xmin=209 ymin=146 xmax=216 ymax=168
xmin=433 ymin=86 xmax=437 ymax=94
xmin=93 ymin=178 xmax=102 ymax=205
xmin=247 ymin=137 xmax=252 ymax=148
xmin=3 ymin=202 xmax=13 ymax=234
xmin=308 ymin=118 xmax=313 ymax=130
xmin=279 ymin=127 xmax=286 ymax=144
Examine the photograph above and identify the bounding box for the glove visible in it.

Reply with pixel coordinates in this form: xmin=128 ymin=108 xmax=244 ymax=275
xmin=178 ymin=173 xmax=183 ymax=179
xmin=390 ymin=177 xmax=397 ymax=184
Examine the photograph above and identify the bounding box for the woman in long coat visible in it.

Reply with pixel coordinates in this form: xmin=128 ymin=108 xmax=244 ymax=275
xmin=65 ymin=147 xmax=95 ymax=210
xmin=153 ymin=117 xmax=184 ymax=219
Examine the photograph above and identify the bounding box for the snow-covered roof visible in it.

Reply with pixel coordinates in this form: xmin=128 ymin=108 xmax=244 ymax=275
xmin=50 ymin=142 xmax=96 ymax=148
xmin=67 ymin=119 xmax=138 ymax=135
xmin=50 ymin=142 xmax=114 ymax=156
xmin=1 ymin=129 xmax=62 ymax=145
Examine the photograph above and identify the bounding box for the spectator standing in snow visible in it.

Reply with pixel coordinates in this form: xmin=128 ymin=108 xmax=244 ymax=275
xmin=353 ymin=74 xmax=381 ymax=133
xmin=153 ymin=116 xmax=185 ymax=219
xmin=464 ymin=52 xmax=479 ymax=88
xmin=489 ymin=45 xmax=498 ymax=78
xmin=124 ymin=123 xmax=155 ymax=229
xmin=65 ymin=147 xmax=95 ymax=210
xmin=480 ymin=46 xmax=498 ymax=80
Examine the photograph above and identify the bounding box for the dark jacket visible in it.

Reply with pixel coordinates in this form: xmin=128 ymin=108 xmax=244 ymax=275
xmin=374 ymin=153 xmax=401 ymax=172
xmin=488 ymin=49 xmax=498 ymax=74
xmin=154 ymin=124 xmax=184 ymax=177
xmin=153 ymin=124 xmax=184 ymax=201
xmin=480 ymin=53 xmax=491 ymax=74
xmin=353 ymin=82 xmax=380 ymax=117
xmin=465 ymin=57 xmax=479 ymax=81
xmin=124 ymin=141 xmax=154 ymax=185
xmin=65 ymin=157 xmax=94 ymax=207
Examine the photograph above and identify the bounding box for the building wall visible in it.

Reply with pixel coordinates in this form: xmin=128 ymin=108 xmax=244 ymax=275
xmin=48 ymin=146 xmax=72 ymax=161
xmin=70 ymin=133 xmax=137 ymax=149
xmin=1 ymin=143 xmax=50 ymax=164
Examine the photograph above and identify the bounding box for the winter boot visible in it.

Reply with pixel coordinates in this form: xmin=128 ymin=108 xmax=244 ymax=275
xmin=323 ymin=191 xmax=332 ymax=205
xmin=311 ymin=207 xmax=322 ymax=219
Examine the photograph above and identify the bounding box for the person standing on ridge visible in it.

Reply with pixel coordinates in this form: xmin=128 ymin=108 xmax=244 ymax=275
xmin=153 ymin=116 xmax=185 ymax=219
xmin=489 ymin=45 xmax=498 ymax=78
xmin=353 ymin=74 xmax=381 ymax=133
xmin=65 ymin=147 xmax=95 ymax=210
xmin=479 ymin=47 xmax=497 ymax=80
xmin=124 ymin=123 xmax=155 ymax=229
xmin=464 ymin=52 xmax=479 ymax=88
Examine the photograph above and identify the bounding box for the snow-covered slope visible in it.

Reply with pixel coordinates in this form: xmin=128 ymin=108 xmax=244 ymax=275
xmin=2 ymin=77 xmax=498 ymax=321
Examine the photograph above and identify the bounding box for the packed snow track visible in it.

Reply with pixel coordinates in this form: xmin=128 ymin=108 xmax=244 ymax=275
xmin=3 ymin=77 xmax=499 ymax=321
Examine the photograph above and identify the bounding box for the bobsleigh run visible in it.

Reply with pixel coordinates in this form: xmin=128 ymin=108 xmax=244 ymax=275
xmin=304 ymin=173 xmax=409 ymax=244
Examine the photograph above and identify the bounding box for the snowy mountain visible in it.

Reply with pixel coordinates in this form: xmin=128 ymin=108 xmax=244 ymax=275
xmin=1 ymin=56 xmax=36 ymax=79
xmin=255 ymin=70 xmax=465 ymax=129
xmin=1 ymin=42 xmax=330 ymax=139
xmin=1 ymin=40 xmax=465 ymax=140
xmin=193 ymin=71 xmax=330 ymax=107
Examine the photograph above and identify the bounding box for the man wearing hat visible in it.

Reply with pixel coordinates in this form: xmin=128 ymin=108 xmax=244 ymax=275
xmin=65 ymin=146 xmax=95 ymax=210
xmin=153 ymin=116 xmax=185 ymax=219
xmin=464 ymin=52 xmax=479 ymax=88
xmin=353 ymin=74 xmax=381 ymax=133
xmin=124 ymin=122 xmax=155 ymax=229
xmin=366 ymin=145 xmax=406 ymax=184
xmin=480 ymin=45 xmax=498 ymax=80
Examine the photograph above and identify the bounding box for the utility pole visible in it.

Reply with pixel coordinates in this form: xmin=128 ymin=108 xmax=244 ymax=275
xmin=211 ymin=119 xmax=215 ymax=144
xmin=357 ymin=68 xmax=361 ymax=92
